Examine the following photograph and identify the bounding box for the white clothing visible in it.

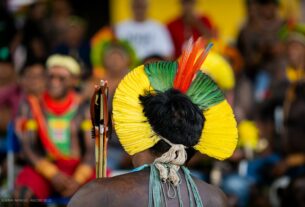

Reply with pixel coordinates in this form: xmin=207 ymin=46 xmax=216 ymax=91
xmin=115 ymin=20 xmax=174 ymax=60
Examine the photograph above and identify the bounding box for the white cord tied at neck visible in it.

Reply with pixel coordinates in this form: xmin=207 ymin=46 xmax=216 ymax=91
xmin=153 ymin=137 xmax=187 ymax=186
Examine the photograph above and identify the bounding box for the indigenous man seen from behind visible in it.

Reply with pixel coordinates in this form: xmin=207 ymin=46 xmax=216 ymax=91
xmin=69 ymin=38 xmax=238 ymax=207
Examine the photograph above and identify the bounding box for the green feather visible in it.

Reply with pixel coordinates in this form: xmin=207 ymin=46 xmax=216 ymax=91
xmin=186 ymin=71 xmax=225 ymax=110
xmin=144 ymin=63 xmax=224 ymax=110
xmin=144 ymin=61 xmax=178 ymax=92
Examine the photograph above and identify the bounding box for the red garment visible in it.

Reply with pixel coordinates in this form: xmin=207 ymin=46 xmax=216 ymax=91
xmin=42 ymin=91 xmax=79 ymax=116
xmin=15 ymin=159 xmax=95 ymax=199
xmin=167 ymin=16 xmax=213 ymax=58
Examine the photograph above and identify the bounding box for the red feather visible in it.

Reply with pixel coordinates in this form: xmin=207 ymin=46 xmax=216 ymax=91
xmin=174 ymin=37 xmax=213 ymax=93
xmin=174 ymin=38 xmax=193 ymax=88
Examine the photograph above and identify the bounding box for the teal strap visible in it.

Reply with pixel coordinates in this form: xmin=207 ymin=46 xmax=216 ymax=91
xmin=132 ymin=164 xmax=149 ymax=172
xmin=149 ymin=164 xmax=166 ymax=207
xmin=182 ymin=166 xmax=204 ymax=207
xmin=185 ymin=168 xmax=194 ymax=207
xmin=148 ymin=164 xmax=204 ymax=207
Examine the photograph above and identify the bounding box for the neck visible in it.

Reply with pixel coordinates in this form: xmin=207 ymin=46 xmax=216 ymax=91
xmin=132 ymin=150 xmax=156 ymax=168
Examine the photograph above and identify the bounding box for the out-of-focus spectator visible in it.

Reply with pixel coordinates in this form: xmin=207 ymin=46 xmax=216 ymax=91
xmin=283 ymin=25 xmax=305 ymax=83
xmin=237 ymin=0 xmax=286 ymax=88
xmin=0 ymin=47 xmax=20 ymax=139
xmin=14 ymin=55 xmax=94 ymax=203
xmin=21 ymin=0 xmax=49 ymax=64
xmin=237 ymin=0 xmax=264 ymax=80
xmin=54 ymin=16 xmax=92 ymax=80
xmin=167 ymin=0 xmax=216 ymax=58
xmin=19 ymin=60 xmax=46 ymax=97
xmin=94 ymin=41 xmax=130 ymax=102
xmin=115 ymin=0 xmax=174 ymax=60
xmin=48 ymin=0 xmax=73 ymax=49
xmin=0 ymin=47 xmax=21 ymax=186
xmin=272 ymin=82 xmax=305 ymax=207
xmin=89 ymin=26 xmax=137 ymax=102
xmin=91 ymin=27 xmax=138 ymax=73
xmin=237 ymin=0 xmax=284 ymax=80
xmin=266 ymin=24 xmax=305 ymax=110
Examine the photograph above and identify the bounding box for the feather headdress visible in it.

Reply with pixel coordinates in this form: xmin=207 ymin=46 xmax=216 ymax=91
xmin=113 ymin=38 xmax=238 ymax=160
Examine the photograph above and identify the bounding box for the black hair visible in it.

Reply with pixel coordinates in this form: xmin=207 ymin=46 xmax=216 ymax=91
xmin=139 ymin=88 xmax=204 ymax=155
xmin=19 ymin=58 xmax=45 ymax=76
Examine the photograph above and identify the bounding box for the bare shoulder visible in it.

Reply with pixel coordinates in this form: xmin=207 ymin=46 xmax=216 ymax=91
xmin=68 ymin=178 xmax=104 ymax=207
xmin=68 ymin=170 xmax=228 ymax=207
xmin=68 ymin=170 xmax=149 ymax=207
xmin=193 ymin=178 xmax=228 ymax=207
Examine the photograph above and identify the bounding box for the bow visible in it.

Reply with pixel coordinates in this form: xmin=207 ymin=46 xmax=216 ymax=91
xmin=90 ymin=80 xmax=109 ymax=178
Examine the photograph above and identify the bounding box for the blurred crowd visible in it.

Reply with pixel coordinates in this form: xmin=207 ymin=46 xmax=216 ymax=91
xmin=1 ymin=0 xmax=305 ymax=206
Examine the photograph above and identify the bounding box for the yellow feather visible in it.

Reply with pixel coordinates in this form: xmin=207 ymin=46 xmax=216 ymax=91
xmin=113 ymin=65 xmax=159 ymax=155
xmin=194 ymin=100 xmax=238 ymax=160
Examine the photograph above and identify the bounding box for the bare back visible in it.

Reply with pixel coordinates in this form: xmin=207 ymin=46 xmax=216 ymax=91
xmin=68 ymin=168 xmax=228 ymax=207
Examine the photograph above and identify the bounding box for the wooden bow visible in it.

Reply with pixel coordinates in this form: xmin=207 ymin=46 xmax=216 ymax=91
xmin=90 ymin=80 xmax=109 ymax=178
